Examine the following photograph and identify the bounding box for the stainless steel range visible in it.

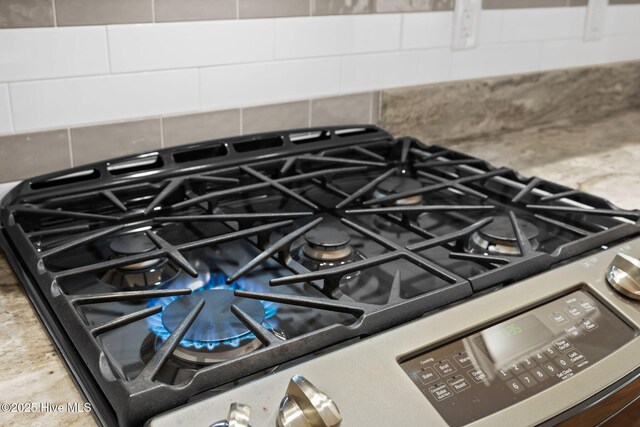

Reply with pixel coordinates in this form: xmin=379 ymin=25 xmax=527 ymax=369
xmin=1 ymin=125 xmax=638 ymax=427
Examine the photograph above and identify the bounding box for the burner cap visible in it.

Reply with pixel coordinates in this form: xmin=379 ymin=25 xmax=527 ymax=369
xmin=109 ymin=233 xmax=155 ymax=255
xmin=162 ymin=289 xmax=265 ymax=343
xmin=467 ymin=215 xmax=540 ymax=256
xmin=373 ymin=176 xmax=423 ymax=206
xmin=303 ymin=227 xmax=353 ymax=261
xmin=478 ymin=216 xmax=539 ymax=243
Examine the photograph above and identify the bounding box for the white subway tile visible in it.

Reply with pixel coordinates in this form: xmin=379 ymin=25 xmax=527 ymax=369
xmin=200 ymin=58 xmax=341 ymax=109
xmin=478 ymin=10 xmax=503 ymax=45
xmin=0 ymin=84 xmax=12 ymax=134
xmin=0 ymin=27 xmax=109 ymax=83
xmin=108 ymin=20 xmax=274 ymax=73
xmin=341 ymin=49 xmax=451 ymax=92
xmin=10 ymin=70 xmax=199 ymax=132
xmin=401 ymin=12 xmax=452 ymax=49
xmin=541 ymin=34 xmax=640 ymax=71
xmin=541 ymin=39 xmax=608 ymax=70
xmin=275 ymin=14 xmax=401 ymax=59
xmin=605 ymin=4 xmax=640 ymax=36
xmin=500 ymin=7 xmax=585 ymax=42
xmin=451 ymin=43 xmax=542 ymax=80
xmin=605 ymin=33 xmax=640 ymax=62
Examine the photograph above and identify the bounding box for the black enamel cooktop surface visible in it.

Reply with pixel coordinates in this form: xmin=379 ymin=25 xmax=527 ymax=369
xmin=1 ymin=125 xmax=639 ymax=426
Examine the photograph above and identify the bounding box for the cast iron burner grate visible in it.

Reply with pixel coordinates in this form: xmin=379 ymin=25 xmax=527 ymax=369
xmin=1 ymin=125 xmax=639 ymax=426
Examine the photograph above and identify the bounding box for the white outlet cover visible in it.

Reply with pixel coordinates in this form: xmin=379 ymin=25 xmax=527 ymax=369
xmin=584 ymin=0 xmax=607 ymax=41
xmin=452 ymin=0 xmax=482 ymax=50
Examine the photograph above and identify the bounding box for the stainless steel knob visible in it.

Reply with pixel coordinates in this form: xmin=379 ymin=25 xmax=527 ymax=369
xmin=277 ymin=375 xmax=342 ymax=427
xmin=211 ymin=403 xmax=251 ymax=427
xmin=606 ymin=253 xmax=640 ymax=300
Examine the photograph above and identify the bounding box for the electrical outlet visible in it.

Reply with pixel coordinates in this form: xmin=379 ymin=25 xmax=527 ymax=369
xmin=452 ymin=0 xmax=482 ymax=50
xmin=584 ymin=0 xmax=607 ymax=41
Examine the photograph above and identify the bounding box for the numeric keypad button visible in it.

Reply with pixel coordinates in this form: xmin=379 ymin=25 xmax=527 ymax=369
xmin=506 ymin=379 xmax=525 ymax=394
xmin=530 ymin=368 xmax=549 ymax=382
xmin=517 ymin=373 xmax=538 ymax=388
xmin=542 ymin=362 xmax=560 ymax=376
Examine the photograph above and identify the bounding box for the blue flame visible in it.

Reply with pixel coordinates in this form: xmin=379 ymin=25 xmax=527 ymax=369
xmin=146 ymin=271 xmax=279 ymax=350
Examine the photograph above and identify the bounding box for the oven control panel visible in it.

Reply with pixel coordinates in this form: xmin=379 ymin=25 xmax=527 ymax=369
xmin=399 ymin=290 xmax=636 ymax=426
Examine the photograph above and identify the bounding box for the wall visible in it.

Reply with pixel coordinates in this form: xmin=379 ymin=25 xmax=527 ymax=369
xmin=0 ymin=0 xmax=639 ymax=182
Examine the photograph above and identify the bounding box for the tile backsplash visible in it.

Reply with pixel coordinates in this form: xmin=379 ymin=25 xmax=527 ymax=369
xmin=0 ymin=92 xmax=380 ymax=180
xmin=2 ymin=0 xmax=640 ymax=28
xmin=0 ymin=1 xmax=639 ymax=183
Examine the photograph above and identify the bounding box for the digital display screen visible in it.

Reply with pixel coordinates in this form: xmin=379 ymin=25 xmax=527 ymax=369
xmin=477 ymin=315 xmax=554 ymax=365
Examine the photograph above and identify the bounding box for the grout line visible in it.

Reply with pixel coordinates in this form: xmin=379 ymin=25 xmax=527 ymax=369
xmin=197 ymin=68 xmax=202 ymax=108
xmin=308 ymin=99 xmax=313 ymax=127
xmin=398 ymin=13 xmax=405 ymax=49
xmin=236 ymin=0 xmax=240 ymax=19
xmin=151 ymin=0 xmax=156 ymax=23
xmin=368 ymin=92 xmax=373 ymax=124
xmin=67 ymin=128 xmax=74 ymax=167
xmin=239 ymin=108 xmax=244 ymax=135
xmin=104 ymin=26 xmax=112 ymax=73
xmin=309 ymin=0 xmax=313 ymax=16
xmin=6 ymin=85 xmax=16 ymax=133
xmin=159 ymin=117 xmax=164 ymax=148
xmin=51 ymin=0 xmax=58 ymax=26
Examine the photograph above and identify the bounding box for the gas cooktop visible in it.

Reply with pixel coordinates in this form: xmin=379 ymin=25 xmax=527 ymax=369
xmin=1 ymin=125 xmax=639 ymax=426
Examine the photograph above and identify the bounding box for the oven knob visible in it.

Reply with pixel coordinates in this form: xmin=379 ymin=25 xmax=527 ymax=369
xmin=606 ymin=253 xmax=640 ymax=300
xmin=277 ymin=375 xmax=342 ymax=427
xmin=211 ymin=403 xmax=251 ymax=427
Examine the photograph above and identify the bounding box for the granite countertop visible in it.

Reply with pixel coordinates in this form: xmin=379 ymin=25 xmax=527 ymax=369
xmin=0 ymin=109 xmax=639 ymax=427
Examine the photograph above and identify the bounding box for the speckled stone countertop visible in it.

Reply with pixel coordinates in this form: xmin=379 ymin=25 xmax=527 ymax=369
xmin=0 ymin=109 xmax=639 ymax=427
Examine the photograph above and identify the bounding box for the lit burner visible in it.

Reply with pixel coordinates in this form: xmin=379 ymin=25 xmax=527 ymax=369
xmin=373 ymin=176 xmax=423 ymax=206
xmin=161 ymin=289 xmax=267 ymax=364
xmin=145 ymin=273 xmax=282 ymax=365
xmin=467 ymin=215 xmax=539 ymax=256
xmin=100 ymin=233 xmax=179 ymax=288
xmin=295 ymin=226 xmax=363 ymax=272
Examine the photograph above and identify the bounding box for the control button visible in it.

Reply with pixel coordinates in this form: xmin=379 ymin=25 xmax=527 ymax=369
xmin=506 ymin=379 xmax=525 ymax=395
xmin=554 ymin=355 xmax=573 ymax=369
xmin=521 ymin=357 xmax=536 ymax=369
xmin=517 ymin=373 xmax=538 ymax=388
xmin=429 ymin=383 xmax=453 ymax=401
xmin=417 ymin=367 xmax=439 ymax=385
xmin=447 ymin=376 xmax=471 ymax=393
xmin=434 ymin=360 xmax=457 ymax=376
xmin=565 ymin=350 xmax=585 ymax=364
xmin=550 ymin=312 xmax=568 ymax=324
xmin=454 ymin=352 xmax=473 ymax=368
xmin=532 ymin=351 xmax=548 ymax=364
xmin=510 ymin=363 xmax=524 ymax=375
xmin=530 ymin=368 xmax=549 ymax=382
xmin=553 ymin=339 xmax=573 ymax=352
xmin=581 ymin=318 xmax=598 ymax=332
xmin=566 ymin=306 xmax=582 ymax=318
xmin=564 ymin=325 xmax=580 ymax=338
xmin=468 ymin=368 xmax=488 ymax=383
xmin=578 ymin=301 xmax=595 ymax=312
xmin=497 ymin=368 xmax=513 ymax=380
xmin=542 ymin=362 xmax=560 ymax=377
xmin=544 ymin=347 xmax=559 ymax=358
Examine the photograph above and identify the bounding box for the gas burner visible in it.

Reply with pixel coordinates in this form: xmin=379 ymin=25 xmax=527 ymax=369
xmin=373 ymin=176 xmax=423 ymax=206
xmin=100 ymin=233 xmax=180 ymax=288
xmin=303 ymin=227 xmax=353 ymax=261
xmin=295 ymin=226 xmax=363 ymax=273
xmin=157 ymin=289 xmax=282 ymax=365
xmin=467 ymin=215 xmax=540 ymax=256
